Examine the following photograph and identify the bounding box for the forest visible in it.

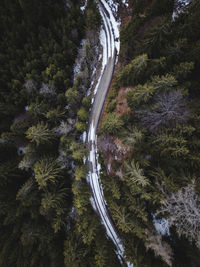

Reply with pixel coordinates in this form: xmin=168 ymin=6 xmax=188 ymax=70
xmin=0 ymin=0 xmax=200 ymax=266
xmin=0 ymin=0 xmax=121 ymax=266
xmin=100 ymin=0 xmax=200 ymax=266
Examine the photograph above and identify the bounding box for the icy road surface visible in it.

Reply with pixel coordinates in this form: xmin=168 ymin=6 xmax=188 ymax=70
xmin=87 ymin=1 xmax=133 ymax=266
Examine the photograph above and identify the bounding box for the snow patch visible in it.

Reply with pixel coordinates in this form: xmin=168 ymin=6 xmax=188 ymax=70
xmin=86 ymin=2 xmax=134 ymax=266
xmin=90 ymin=196 xmax=97 ymax=211
xmin=172 ymin=0 xmax=191 ymax=20
xmin=106 ymin=0 xmax=120 ymax=15
xmin=73 ymin=39 xmax=86 ymax=82
xmin=99 ymin=0 xmax=120 ymax=54
xmin=153 ymin=214 xmax=170 ymax=236
xmin=80 ymin=131 xmax=87 ymax=143
xmin=83 ymin=156 xmax=87 ymax=164
xmin=107 ymin=163 xmax=111 ymax=172
xmin=80 ymin=0 xmax=88 ymax=12
xmin=122 ymin=0 xmax=129 ymax=8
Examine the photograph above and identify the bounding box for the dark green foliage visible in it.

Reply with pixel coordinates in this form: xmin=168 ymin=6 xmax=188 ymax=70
xmin=116 ymin=54 xmax=148 ymax=87
xmin=101 ymin=113 xmax=124 ymax=135
xmin=0 ymin=0 xmax=123 ymax=266
xmin=86 ymin=0 xmax=102 ymax=31
xmin=100 ymin=1 xmax=200 ymax=266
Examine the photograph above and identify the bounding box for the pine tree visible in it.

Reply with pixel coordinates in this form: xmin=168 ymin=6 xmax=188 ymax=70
xmin=116 ymin=54 xmax=148 ymax=86
xmin=173 ymin=62 xmax=194 ymax=80
xmin=101 ymin=113 xmax=124 ymax=135
xmin=26 ymin=122 xmax=55 ymax=146
xmin=64 ymin=232 xmax=88 ymax=267
xmin=45 ymin=108 xmax=65 ymax=124
xmin=124 ymin=160 xmax=150 ymax=188
xmin=120 ymin=127 xmax=143 ymax=147
xmin=75 ymin=165 xmax=87 ymax=181
xmin=151 ymin=74 xmax=177 ymax=91
xmin=111 ymin=203 xmax=134 ymax=233
xmin=65 ymin=87 xmax=80 ymax=107
xmin=127 ymin=83 xmax=155 ymax=108
xmin=34 ymin=157 xmax=61 ymax=189
xmin=70 ymin=142 xmax=87 ymax=162
xmin=77 ymin=107 xmax=89 ymax=122
xmin=72 ymin=182 xmax=90 ymax=215
xmin=152 ymin=131 xmax=189 ymax=157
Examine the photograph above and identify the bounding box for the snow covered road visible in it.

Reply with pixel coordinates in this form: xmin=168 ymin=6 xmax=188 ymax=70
xmin=87 ymin=1 xmax=133 ymax=266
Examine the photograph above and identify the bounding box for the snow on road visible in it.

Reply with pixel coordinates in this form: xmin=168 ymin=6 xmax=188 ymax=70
xmin=100 ymin=0 xmax=120 ymax=53
xmin=93 ymin=0 xmax=120 ymax=95
xmin=87 ymin=1 xmax=133 ymax=266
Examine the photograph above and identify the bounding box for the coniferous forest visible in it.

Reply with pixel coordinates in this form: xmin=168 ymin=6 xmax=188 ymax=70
xmin=0 ymin=0 xmax=200 ymax=266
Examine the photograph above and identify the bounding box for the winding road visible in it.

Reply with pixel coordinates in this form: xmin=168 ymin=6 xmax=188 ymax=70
xmin=87 ymin=1 xmax=133 ymax=266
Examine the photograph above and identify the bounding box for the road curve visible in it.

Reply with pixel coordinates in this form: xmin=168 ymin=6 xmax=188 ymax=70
xmin=87 ymin=1 xmax=133 ymax=267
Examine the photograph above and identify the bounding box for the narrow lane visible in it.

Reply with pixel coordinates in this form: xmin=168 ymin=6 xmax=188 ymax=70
xmin=87 ymin=1 xmax=133 ymax=266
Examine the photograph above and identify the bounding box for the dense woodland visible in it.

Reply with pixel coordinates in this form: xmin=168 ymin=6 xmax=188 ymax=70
xmin=0 ymin=0 xmax=121 ymax=266
xmin=100 ymin=0 xmax=200 ymax=266
xmin=1 ymin=0 xmax=200 ymax=266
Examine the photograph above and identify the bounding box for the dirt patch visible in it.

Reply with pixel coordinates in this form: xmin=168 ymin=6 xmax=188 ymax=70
xmin=115 ymin=87 xmax=131 ymax=115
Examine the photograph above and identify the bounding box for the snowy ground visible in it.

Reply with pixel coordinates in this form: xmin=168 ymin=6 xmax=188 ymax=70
xmin=153 ymin=214 xmax=170 ymax=236
xmin=172 ymin=0 xmax=191 ymax=20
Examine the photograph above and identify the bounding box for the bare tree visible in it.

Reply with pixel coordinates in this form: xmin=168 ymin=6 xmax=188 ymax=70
xmin=145 ymin=231 xmax=173 ymax=266
xmin=40 ymin=83 xmax=56 ymax=96
xmin=53 ymin=121 xmax=73 ymax=136
xmin=24 ymin=79 xmax=37 ymax=94
xmin=137 ymin=90 xmax=190 ymax=131
xmin=157 ymin=182 xmax=200 ymax=250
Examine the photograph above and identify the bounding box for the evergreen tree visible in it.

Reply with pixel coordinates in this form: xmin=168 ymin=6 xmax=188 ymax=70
xmin=34 ymin=157 xmax=61 ymax=189
xmin=101 ymin=113 xmax=124 ymax=135
xmin=26 ymin=122 xmax=55 ymax=146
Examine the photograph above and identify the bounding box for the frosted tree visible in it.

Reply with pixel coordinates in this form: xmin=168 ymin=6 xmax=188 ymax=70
xmin=157 ymin=182 xmax=200 ymax=250
xmin=137 ymin=90 xmax=190 ymax=131
xmin=39 ymin=82 xmax=56 ymax=96
xmin=56 ymin=149 xmax=68 ymax=169
xmin=54 ymin=121 xmax=72 ymax=136
xmin=145 ymin=231 xmax=173 ymax=266
xmin=24 ymin=79 xmax=37 ymax=94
